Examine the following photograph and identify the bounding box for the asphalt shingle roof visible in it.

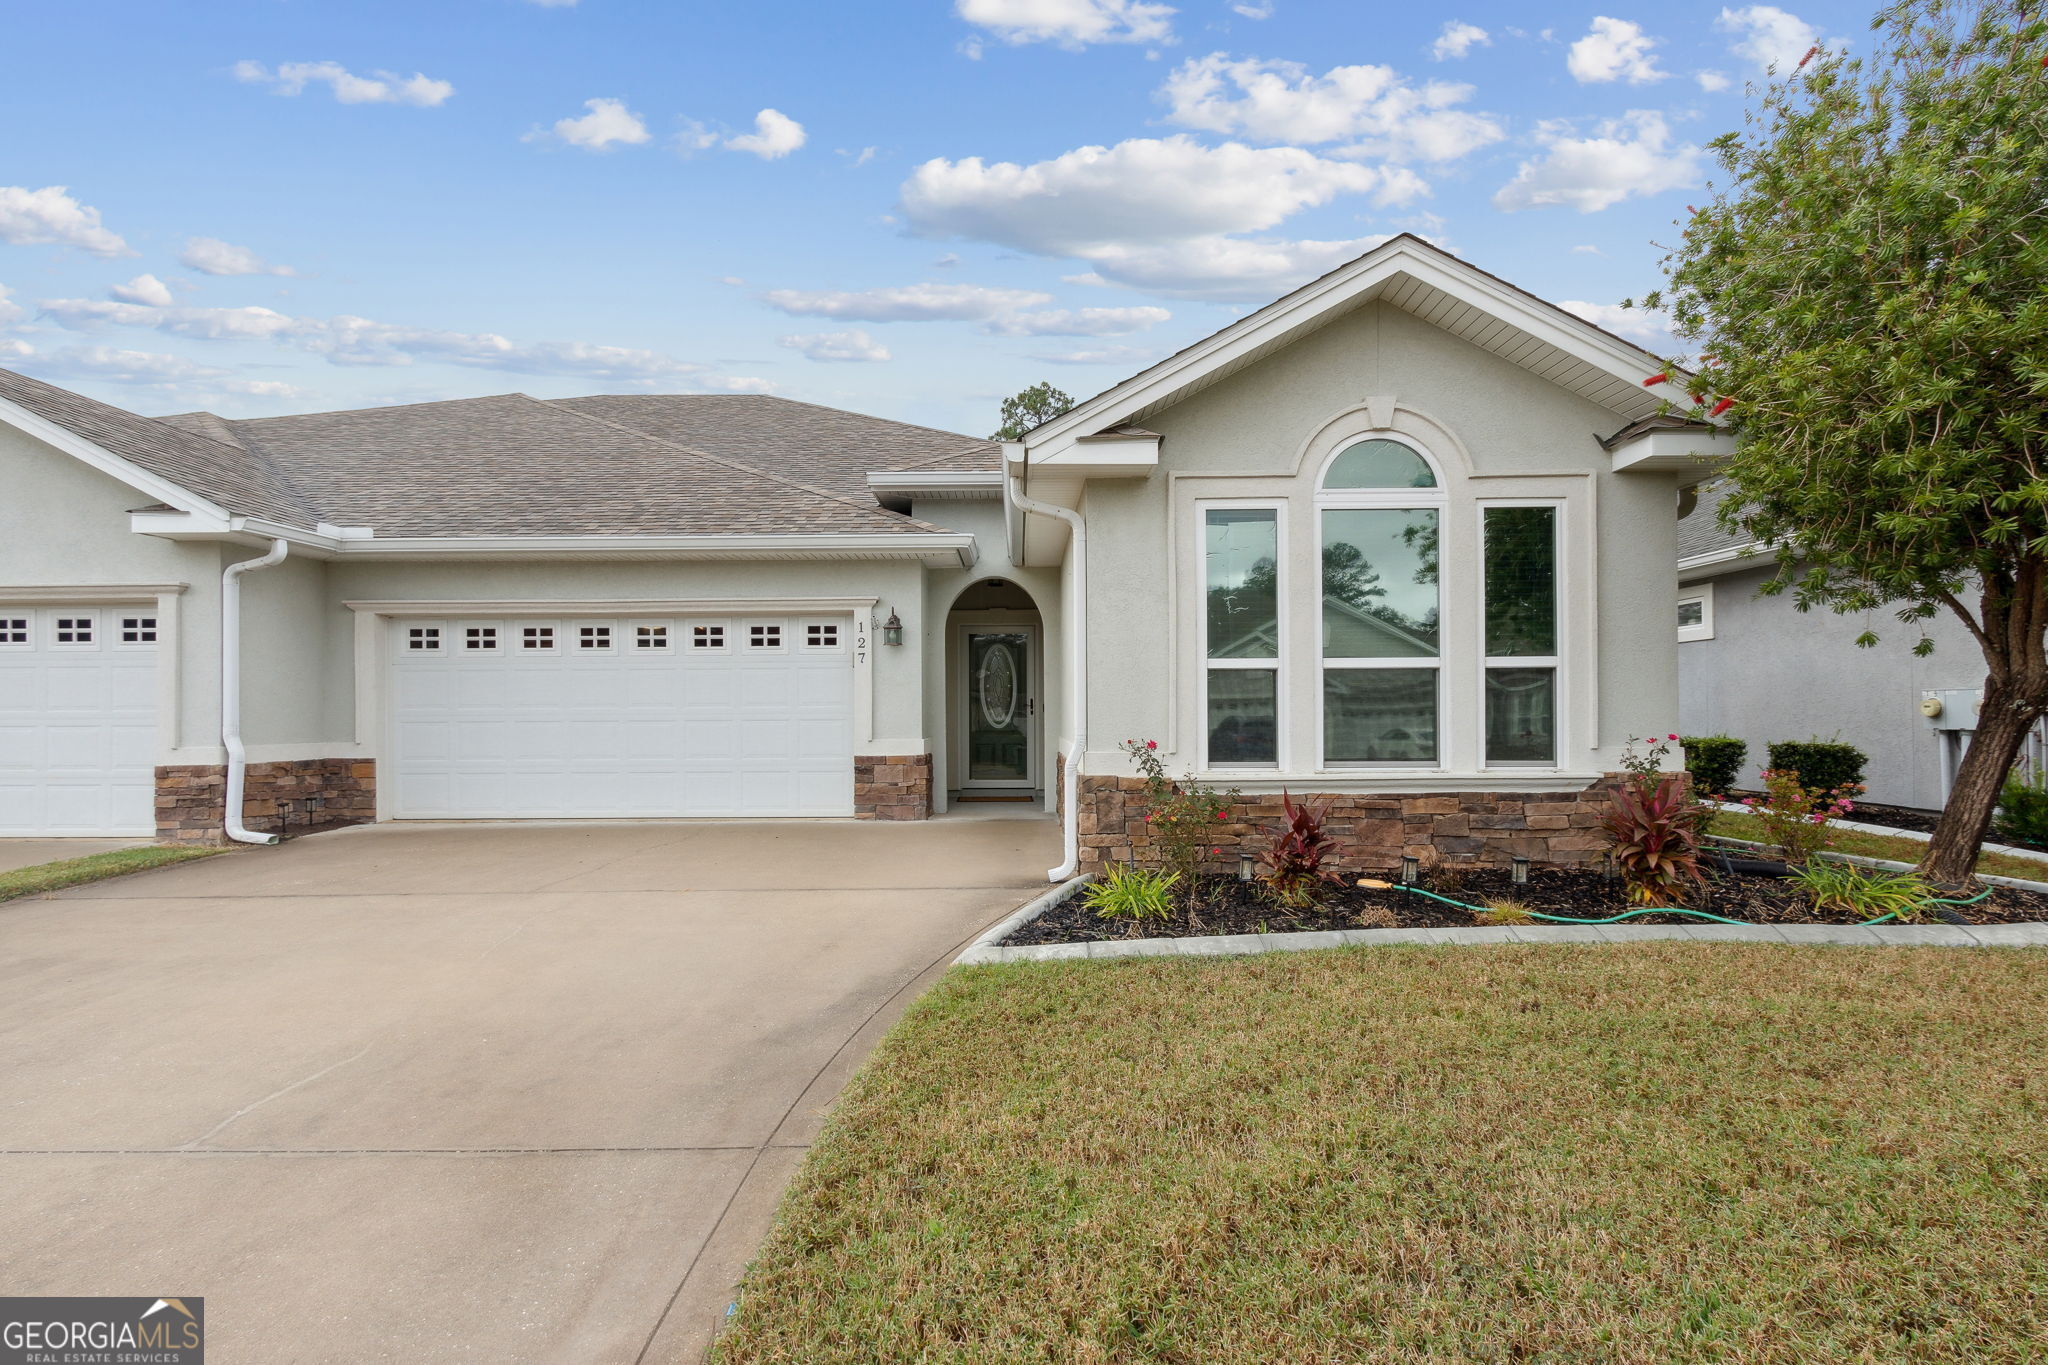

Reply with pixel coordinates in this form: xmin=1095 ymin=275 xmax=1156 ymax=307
xmin=1 ymin=366 xmax=982 ymax=539
xmin=1678 ymin=479 xmax=1752 ymax=560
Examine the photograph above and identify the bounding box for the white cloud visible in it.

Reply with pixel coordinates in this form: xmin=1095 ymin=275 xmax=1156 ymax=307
xmin=1158 ymin=53 xmax=1502 ymax=162
xmin=1491 ymin=111 xmax=1702 ymax=213
xmin=777 ymin=329 xmax=892 ymax=362
xmin=725 ymin=108 xmax=806 ymax=160
xmin=955 ymin=0 xmax=1175 ymax=48
xmin=1570 ymin=243 xmax=1604 ymax=255
xmin=32 ymin=294 xmax=750 ymax=385
xmin=1028 ymin=343 xmax=1160 ymax=365
xmin=1716 ymin=6 xmax=1819 ymax=70
xmin=1557 ymin=299 xmax=1673 ymax=346
xmin=109 ymin=274 xmax=175 ymax=306
xmin=903 ymin=136 xmax=1422 ymax=258
xmin=841 ymin=146 xmax=879 ymax=167
xmin=0 ymin=338 xmax=32 ymax=360
xmin=231 ymin=60 xmax=452 ymax=106
xmin=761 ymin=282 xmax=1053 ymax=322
xmin=1231 ymin=1 xmax=1274 ymax=17
xmin=0 ymin=283 xmax=22 ymax=327
xmin=10 ymin=344 xmax=318 ymax=401
xmin=0 ymin=186 xmax=131 ymax=258
xmin=1696 ymin=69 xmax=1733 ymax=91
xmin=1077 ymin=233 xmax=1394 ymax=300
xmin=179 ymin=237 xmax=297 ymax=277
xmin=982 ymin=305 xmax=1171 ymax=336
xmin=1431 ymin=21 xmax=1490 ymax=61
xmin=1567 ymin=17 xmax=1667 ymax=84
xmin=531 ymin=97 xmax=650 ymax=151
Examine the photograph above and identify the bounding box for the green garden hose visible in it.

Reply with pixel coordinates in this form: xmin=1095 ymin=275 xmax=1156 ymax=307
xmin=1390 ymin=881 xmax=1992 ymax=928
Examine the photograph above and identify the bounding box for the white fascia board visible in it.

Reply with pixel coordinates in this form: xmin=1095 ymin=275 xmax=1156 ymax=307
xmin=865 ymin=470 xmax=1003 ymax=499
xmin=1020 ymin=238 xmax=1687 ymax=456
xmin=327 ymin=532 xmax=978 ymax=566
xmin=1029 ymin=431 xmax=1160 ymax=478
xmin=0 ymin=392 xmax=228 ymax=519
xmin=1678 ymin=543 xmax=1766 ymax=583
xmin=1611 ymin=426 xmax=1738 ymax=480
xmin=130 ymin=510 xmax=342 ymax=556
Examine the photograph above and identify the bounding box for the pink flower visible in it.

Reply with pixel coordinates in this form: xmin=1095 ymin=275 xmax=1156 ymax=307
xmin=1146 ymin=740 xmax=1157 ymax=750
xmin=1668 ymin=733 xmax=1679 ymax=741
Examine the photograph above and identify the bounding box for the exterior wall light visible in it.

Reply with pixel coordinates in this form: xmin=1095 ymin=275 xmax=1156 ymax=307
xmin=881 ymin=610 xmax=903 ymax=646
xmin=1512 ymin=855 xmax=1530 ymax=886
xmin=1237 ymin=853 xmax=1255 ymax=882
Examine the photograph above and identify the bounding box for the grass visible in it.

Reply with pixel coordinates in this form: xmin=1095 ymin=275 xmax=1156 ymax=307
xmin=1708 ymin=809 xmax=2048 ymax=882
xmin=0 ymin=845 xmax=227 ymax=904
xmin=716 ymin=946 xmax=2048 ymax=1364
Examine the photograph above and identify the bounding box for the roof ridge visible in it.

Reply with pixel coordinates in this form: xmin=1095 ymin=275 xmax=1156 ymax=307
xmin=181 ymin=412 xmax=332 ymax=526
xmin=603 ymin=391 xmax=992 ymax=446
xmin=225 ymin=392 xmax=530 ymax=424
xmin=887 ymin=440 xmax=1004 ymax=473
xmin=527 ymin=396 xmax=954 ymax=535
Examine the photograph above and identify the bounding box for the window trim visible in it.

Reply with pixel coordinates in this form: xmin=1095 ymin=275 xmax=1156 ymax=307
xmin=1478 ymin=499 xmax=1565 ymax=769
xmin=1677 ymin=583 xmax=1715 ymax=642
xmin=1198 ymin=498 xmax=1287 ymax=772
xmin=1315 ymin=436 xmax=1449 ymax=771
xmin=49 ymin=612 xmax=99 ymax=650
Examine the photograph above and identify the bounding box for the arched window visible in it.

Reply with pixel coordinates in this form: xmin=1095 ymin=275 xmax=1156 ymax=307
xmin=1316 ymin=438 xmax=1445 ymax=766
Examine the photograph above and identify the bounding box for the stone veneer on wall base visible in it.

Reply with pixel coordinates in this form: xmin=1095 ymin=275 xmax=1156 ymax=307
xmin=157 ymin=759 xmax=377 ymax=844
xmin=1076 ymin=775 xmax=1622 ymax=877
xmin=854 ymin=754 xmax=932 ymax=821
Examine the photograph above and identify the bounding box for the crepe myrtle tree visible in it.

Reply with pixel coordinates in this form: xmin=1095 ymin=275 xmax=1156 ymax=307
xmin=992 ymin=382 xmax=1073 ymax=441
xmin=1641 ymin=0 xmax=2048 ymax=885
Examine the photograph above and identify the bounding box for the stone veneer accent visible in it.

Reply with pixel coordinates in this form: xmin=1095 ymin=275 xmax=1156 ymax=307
xmin=854 ymin=754 xmax=932 ymax=821
xmin=157 ymin=759 xmax=377 ymax=844
xmin=1075 ymin=775 xmax=1624 ymax=877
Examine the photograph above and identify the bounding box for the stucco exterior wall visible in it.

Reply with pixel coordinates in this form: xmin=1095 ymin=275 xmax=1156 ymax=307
xmin=1677 ymin=563 xmax=1982 ymax=808
xmin=1077 ymin=299 xmax=1680 ymax=786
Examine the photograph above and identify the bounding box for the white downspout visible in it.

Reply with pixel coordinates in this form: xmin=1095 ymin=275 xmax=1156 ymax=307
xmin=222 ymin=538 xmax=289 ymax=845
xmin=1008 ymin=472 xmax=1085 ymax=882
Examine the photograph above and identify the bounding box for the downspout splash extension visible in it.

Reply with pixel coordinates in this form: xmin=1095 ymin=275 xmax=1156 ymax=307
xmin=222 ymin=538 xmax=289 ymax=845
xmin=1008 ymin=471 xmax=1085 ymax=883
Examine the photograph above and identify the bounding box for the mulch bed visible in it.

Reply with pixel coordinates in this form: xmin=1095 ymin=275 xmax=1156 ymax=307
xmin=1002 ymin=862 xmax=2048 ymax=946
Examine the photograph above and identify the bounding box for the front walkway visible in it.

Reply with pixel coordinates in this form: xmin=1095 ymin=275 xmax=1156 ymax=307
xmin=0 ymin=817 xmax=1058 ymax=1363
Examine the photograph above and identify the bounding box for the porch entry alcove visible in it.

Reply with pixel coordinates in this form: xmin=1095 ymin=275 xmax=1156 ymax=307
xmin=946 ymin=578 xmax=1043 ymax=806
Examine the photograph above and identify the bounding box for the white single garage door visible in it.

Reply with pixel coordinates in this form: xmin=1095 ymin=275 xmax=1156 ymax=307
xmin=388 ymin=615 xmax=854 ymax=819
xmin=0 ymin=606 xmax=160 ymax=836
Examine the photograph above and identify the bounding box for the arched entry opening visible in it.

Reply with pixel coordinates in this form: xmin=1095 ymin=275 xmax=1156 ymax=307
xmin=945 ymin=577 xmax=1045 ymax=805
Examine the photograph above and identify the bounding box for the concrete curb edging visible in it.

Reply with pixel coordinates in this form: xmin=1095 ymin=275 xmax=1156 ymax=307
xmin=960 ymin=919 xmax=2048 ymax=965
xmin=1710 ymin=800 xmax=2048 ymax=867
xmin=1711 ymin=834 xmax=2048 ymax=894
xmin=955 ymin=875 xmax=1093 ymax=965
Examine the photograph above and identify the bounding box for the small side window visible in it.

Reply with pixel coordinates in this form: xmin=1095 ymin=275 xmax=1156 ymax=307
xmin=407 ymin=626 xmax=442 ymax=652
xmin=1677 ymin=585 xmax=1715 ymax=642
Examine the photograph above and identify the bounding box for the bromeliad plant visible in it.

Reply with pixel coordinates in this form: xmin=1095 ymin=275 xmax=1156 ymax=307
xmin=1121 ymin=739 xmax=1239 ymax=891
xmin=1261 ymin=790 xmax=1340 ymax=908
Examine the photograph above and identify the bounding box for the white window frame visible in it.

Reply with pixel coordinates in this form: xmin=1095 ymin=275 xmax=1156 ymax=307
xmin=689 ymin=621 xmax=728 ymax=650
xmin=1314 ymin=440 xmax=1448 ymax=771
xmin=746 ymin=621 xmax=786 ymax=652
xmin=575 ymin=622 xmax=616 ymax=653
xmin=460 ymin=622 xmax=503 ymax=654
xmin=801 ymin=619 xmax=845 ymax=651
xmin=1677 ymin=583 xmax=1715 ymax=642
xmin=114 ymin=613 xmax=159 ymax=648
xmin=519 ymin=622 xmax=559 ymax=653
xmin=1478 ymin=499 xmax=1565 ymax=769
xmin=405 ymin=625 xmax=443 ymax=653
xmin=1197 ymin=499 xmax=1287 ymax=772
xmin=0 ymin=614 xmax=31 ymax=649
xmin=631 ymin=621 xmax=672 ymax=651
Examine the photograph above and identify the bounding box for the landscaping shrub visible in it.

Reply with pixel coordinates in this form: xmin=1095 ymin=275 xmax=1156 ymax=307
xmin=1080 ymin=865 xmax=1179 ymax=924
xmin=1737 ymin=769 xmax=1860 ymax=864
xmin=1260 ymin=790 xmax=1339 ymax=907
xmin=1680 ymin=734 xmax=1747 ymax=797
xmin=1788 ymin=861 xmax=1931 ymax=922
xmin=1991 ymin=761 xmax=2048 ymax=847
xmin=1602 ymin=740 xmax=1707 ymax=907
xmin=1119 ymin=739 xmax=1238 ymax=891
xmin=1765 ymin=740 xmax=1867 ymax=794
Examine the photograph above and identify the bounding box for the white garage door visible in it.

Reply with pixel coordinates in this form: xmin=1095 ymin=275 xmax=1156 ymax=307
xmin=388 ymin=615 xmax=854 ymax=819
xmin=0 ymin=606 xmax=160 ymax=836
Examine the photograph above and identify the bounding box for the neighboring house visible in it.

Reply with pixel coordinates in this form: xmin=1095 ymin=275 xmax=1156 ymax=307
xmin=0 ymin=235 xmax=1727 ymax=878
xmin=1677 ymin=480 xmax=1992 ymax=809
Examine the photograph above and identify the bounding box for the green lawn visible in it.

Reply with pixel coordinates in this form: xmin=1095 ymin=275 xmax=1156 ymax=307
xmin=0 ymin=845 xmax=227 ymax=904
xmin=716 ymin=946 xmax=2048 ymax=1364
xmin=1708 ymin=809 xmax=2048 ymax=882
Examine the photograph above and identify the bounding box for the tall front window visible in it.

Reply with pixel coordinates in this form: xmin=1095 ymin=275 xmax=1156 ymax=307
xmin=1204 ymin=507 xmax=1279 ymax=764
xmin=1483 ymin=504 xmax=1559 ymax=763
xmin=1319 ymin=440 xmax=1442 ymax=765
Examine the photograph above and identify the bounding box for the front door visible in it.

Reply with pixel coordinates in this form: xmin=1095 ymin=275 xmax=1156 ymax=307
xmin=961 ymin=628 xmax=1036 ymax=788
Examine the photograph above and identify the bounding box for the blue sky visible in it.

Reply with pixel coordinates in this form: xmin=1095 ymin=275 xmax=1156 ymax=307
xmin=1 ymin=0 xmax=1867 ymax=436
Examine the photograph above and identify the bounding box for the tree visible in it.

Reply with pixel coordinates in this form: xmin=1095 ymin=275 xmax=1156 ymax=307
xmin=1646 ymin=0 xmax=2048 ymax=884
xmin=991 ymin=382 xmax=1074 ymax=441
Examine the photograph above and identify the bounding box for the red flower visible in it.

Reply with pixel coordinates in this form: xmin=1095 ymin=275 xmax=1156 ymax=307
xmin=1146 ymin=740 xmax=1157 ymax=749
xmin=1797 ymin=45 xmax=1819 ymax=68
xmin=1709 ymin=397 xmax=1735 ymax=418
xmin=1643 ymin=372 xmax=1668 ymax=386
xmin=1668 ymin=733 xmax=1679 ymax=741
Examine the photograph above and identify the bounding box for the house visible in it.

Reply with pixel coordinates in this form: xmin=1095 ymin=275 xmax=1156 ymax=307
xmin=0 ymin=235 xmax=1728 ymax=878
xmin=1677 ymin=480 xmax=2007 ymax=809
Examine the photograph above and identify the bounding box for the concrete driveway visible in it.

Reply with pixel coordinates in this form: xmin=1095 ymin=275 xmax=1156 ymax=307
xmin=0 ymin=816 xmax=1057 ymax=1362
